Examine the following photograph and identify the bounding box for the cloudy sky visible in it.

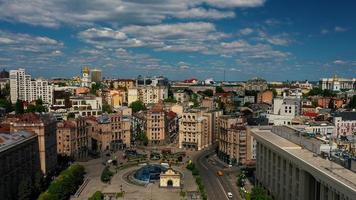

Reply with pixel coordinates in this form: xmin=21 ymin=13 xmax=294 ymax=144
xmin=0 ymin=0 xmax=355 ymax=80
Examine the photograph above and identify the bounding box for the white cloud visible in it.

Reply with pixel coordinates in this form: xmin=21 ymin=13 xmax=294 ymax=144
xmin=174 ymin=7 xmax=235 ymax=19
xmin=321 ymin=29 xmax=329 ymax=35
xmin=333 ymin=60 xmax=346 ymax=65
xmin=257 ymin=31 xmax=292 ymax=46
xmin=0 ymin=0 xmax=265 ymax=27
xmin=239 ymin=28 xmax=254 ymax=35
xmin=79 ymin=22 xmax=228 ymax=52
xmin=79 ymin=28 xmax=127 ymax=40
xmin=203 ymin=0 xmax=265 ymax=8
xmin=334 ymin=26 xmax=348 ymax=32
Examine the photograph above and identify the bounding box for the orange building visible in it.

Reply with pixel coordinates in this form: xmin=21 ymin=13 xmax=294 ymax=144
xmin=257 ymin=90 xmax=273 ymax=104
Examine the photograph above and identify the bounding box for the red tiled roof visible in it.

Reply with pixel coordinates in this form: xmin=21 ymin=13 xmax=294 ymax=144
xmin=166 ymin=111 xmax=177 ymax=119
xmin=303 ymin=112 xmax=319 ymax=117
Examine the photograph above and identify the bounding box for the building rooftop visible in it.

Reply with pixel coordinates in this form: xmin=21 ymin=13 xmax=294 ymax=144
xmin=0 ymin=131 xmax=36 ymax=152
xmin=335 ymin=112 xmax=356 ymax=121
xmin=252 ymin=128 xmax=356 ymax=193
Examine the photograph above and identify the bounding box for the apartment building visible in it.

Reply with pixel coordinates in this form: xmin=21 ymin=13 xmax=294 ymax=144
xmin=245 ymin=78 xmax=268 ymax=91
xmin=0 ymin=131 xmax=40 ymax=200
xmin=10 ymin=68 xmax=53 ymax=104
xmin=178 ymin=108 xmax=217 ymax=150
xmin=146 ymin=102 xmax=166 ymax=145
xmin=173 ymin=90 xmax=190 ymax=103
xmin=53 ymin=95 xmax=103 ymax=117
xmin=56 ymin=117 xmax=90 ymax=159
xmin=217 ymin=115 xmax=254 ymax=165
xmin=9 ymin=113 xmax=57 ymax=175
xmin=91 ymin=113 xmax=131 ymax=152
xmin=252 ymin=127 xmax=356 ymax=200
xmin=267 ymin=97 xmax=301 ymax=125
xmin=128 ymin=86 xmax=168 ymax=105
xmin=111 ymin=79 xmax=135 ymax=89
xmin=334 ymin=112 xmax=356 ymax=137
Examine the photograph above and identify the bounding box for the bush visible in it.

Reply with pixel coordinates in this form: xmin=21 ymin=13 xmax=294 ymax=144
xmin=250 ymin=187 xmax=272 ymax=200
xmin=116 ymin=192 xmax=124 ymax=198
xmin=101 ymin=167 xmax=114 ymax=183
xmin=89 ymin=191 xmax=104 ymax=200
xmin=38 ymin=164 xmax=85 ymax=200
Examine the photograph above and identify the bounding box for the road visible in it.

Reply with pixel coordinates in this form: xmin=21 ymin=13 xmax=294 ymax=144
xmin=193 ymin=149 xmax=240 ymax=200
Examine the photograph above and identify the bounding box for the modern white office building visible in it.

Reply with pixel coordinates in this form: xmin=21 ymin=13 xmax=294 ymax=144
xmin=252 ymin=127 xmax=356 ymax=200
xmin=10 ymin=68 xmax=53 ymax=105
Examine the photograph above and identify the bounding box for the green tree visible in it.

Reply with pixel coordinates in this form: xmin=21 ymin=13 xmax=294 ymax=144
xmin=91 ymin=83 xmax=103 ymax=94
xmin=250 ymin=187 xmax=272 ymax=200
xmin=348 ymin=95 xmax=356 ymax=109
xmin=67 ymin=112 xmax=75 ymax=119
xmin=201 ymin=89 xmax=213 ymax=97
xmin=0 ymin=98 xmax=13 ymax=112
xmin=129 ymin=100 xmax=146 ymax=112
xmin=216 ymin=86 xmax=225 ymax=93
xmin=271 ymin=89 xmax=277 ymax=97
xmin=18 ymin=176 xmax=32 ymax=200
xmin=38 ymin=164 xmax=85 ymax=200
xmin=101 ymin=167 xmax=114 ymax=183
xmin=26 ymin=99 xmax=46 ymax=113
xmin=89 ymin=191 xmax=104 ymax=200
xmin=136 ymin=131 xmax=148 ymax=146
xmin=15 ymin=99 xmax=24 ymax=114
xmin=102 ymin=103 xmax=113 ymax=113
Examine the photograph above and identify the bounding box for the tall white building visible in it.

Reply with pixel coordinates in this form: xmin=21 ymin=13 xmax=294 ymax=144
xmin=10 ymin=68 xmax=53 ymax=105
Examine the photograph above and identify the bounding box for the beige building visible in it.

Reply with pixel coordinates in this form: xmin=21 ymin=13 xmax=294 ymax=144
xmin=111 ymin=79 xmax=135 ymax=90
xmin=56 ymin=117 xmax=90 ymax=159
xmin=91 ymin=113 xmax=131 ymax=152
xmin=217 ymin=115 xmax=254 ymax=166
xmin=146 ymin=101 xmax=166 ymax=145
xmin=128 ymin=86 xmax=168 ymax=105
xmin=9 ymin=113 xmax=57 ymax=175
xmin=173 ymin=90 xmax=190 ymax=103
xmin=0 ymin=131 xmax=40 ymax=200
xmin=252 ymin=127 xmax=356 ymax=200
xmin=179 ymin=108 xmax=217 ymax=150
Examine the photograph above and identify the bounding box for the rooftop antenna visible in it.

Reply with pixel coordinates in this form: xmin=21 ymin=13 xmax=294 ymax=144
xmin=223 ymin=70 xmax=226 ymax=82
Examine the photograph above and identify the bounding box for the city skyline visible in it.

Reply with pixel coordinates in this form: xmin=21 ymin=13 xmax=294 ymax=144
xmin=0 ymin=0 xmax=356 ymax=81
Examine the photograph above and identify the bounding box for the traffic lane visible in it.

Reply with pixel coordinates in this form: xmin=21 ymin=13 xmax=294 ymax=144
xmin=196 ymin=151 xmax=226 ymax=200
xmin=197 ymin=151 xmax=231 ymax=200
xmin=202 ymin=152 xmax=240 ymax=200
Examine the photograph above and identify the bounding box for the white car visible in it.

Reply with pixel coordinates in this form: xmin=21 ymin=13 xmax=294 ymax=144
xmin=227 ymin=192 xmax=233 ymax=198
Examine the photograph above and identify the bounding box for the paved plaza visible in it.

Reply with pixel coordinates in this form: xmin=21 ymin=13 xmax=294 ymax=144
xmin=72 ymin=156 xmax=198 ymax=200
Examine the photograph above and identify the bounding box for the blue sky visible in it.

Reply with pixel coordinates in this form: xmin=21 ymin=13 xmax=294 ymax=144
xmin=0 ymin=0 xmax=355 ymax=81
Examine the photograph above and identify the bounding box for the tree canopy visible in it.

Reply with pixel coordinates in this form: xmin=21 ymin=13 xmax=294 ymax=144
xmin=348 ymin=95 xmax=356 ymax=109
xmin=129 ymin=100 xmax=146 ymax=112
xmin=250 ymin=187 xmax=272 ymax=200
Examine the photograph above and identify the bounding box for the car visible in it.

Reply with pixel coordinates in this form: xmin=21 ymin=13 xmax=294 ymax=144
xmin=217 ymin=170 xmax=224 ymax=176
xmin=227 ymin=192 xmax=233 ymax=198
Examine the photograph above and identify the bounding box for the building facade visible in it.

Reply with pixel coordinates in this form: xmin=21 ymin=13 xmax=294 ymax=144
xmin=0 ymin=131 xmax=40 ymax=200
xmin=9 ymin=113 xmax=57 ymax=175
xmin=217 ymin=115 xmax=254 ymax=165
xmin=178 ymin=108 xmax=216 ymax=150
xmin=10 ymin=68 xmax=53 ymax=104
xmin=334 ymin=112 xmax=356 ymax=137
xmin=252 ymin=127 xmax=356 ymax=200
xmin=320 ymin=76 xmax=356 ymax=91
xmin=128 ymin=86 xmax=168 ymax=105
xmin=56 ymin=117 xmax=90 ymax=159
